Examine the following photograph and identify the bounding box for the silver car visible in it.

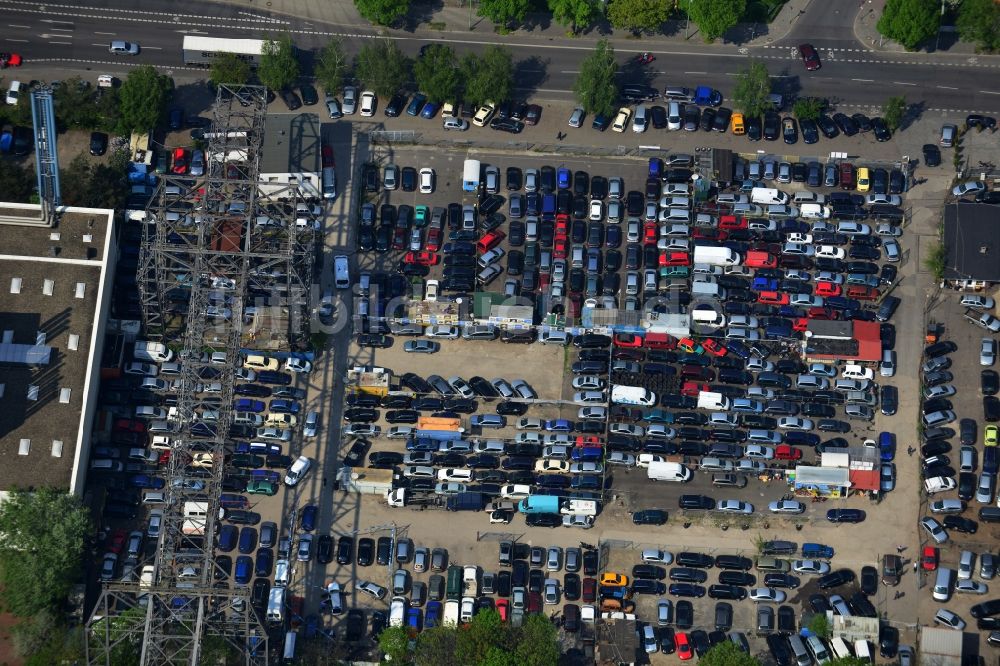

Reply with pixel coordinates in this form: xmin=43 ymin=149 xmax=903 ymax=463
xmin=342 ymin=86 xmax=357 ymax=115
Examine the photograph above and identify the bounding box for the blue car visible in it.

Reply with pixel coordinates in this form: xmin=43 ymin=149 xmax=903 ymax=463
xmin=536 ymin=475 xmax=570 ymax=489
xmin=238 ymin=527 xmax=258 ymax=554
xmin=129 ymin=474 xmax=165 ymax=489
xmin=570 ymin=475 xmax=602 ymax=490
xmin=234 ymin=399 xmax=265 ymax=413
xmin=406 ymin=437 xmax=440 ymax=452
xmin=301 ymin=505 xmax=318 ymax=531
xmin=255 ymin=548 xmax=273 ymax=577
xmin=234 ymin=556 xmax=253 ymax=584
xmin=557 ymin=168 xmax=571 ymax=190
xmin=217 ymin=525 xmax=238 ymax=552
xmin=424 ymin=601 xmax=441 ymax=629
xmin=879 ymin=432 xmax=895 ymax=461
xmin=406 ymin=607 xmax=422 ymax=632
xmin=752 ymin=277 xmax=778 ymax=291
xmin=405 ymin=93 xmax=427 ymax=116
xmin=571 ymin=447 xmax=602 ymax=462
xmin=545 ymin=419 xmax=573 ymax=432
xmin=420 ymin=101 xmax=441 ymax=119
xmin=268 ymin=399 xmax=300 ymax=414
xmin=801 ymin=543 xmax=835 ymax=559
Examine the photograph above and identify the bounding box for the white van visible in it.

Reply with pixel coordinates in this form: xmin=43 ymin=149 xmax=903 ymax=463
xmin=267 ymin=587 xmax=285 ymax=623
xmin=334 ymin=255 xmax=350 ymax=289
xmin=539 ymin=330 xmax=570 ymax=346
xmin=933 ymin=567 xmax=955 ymax=601
xmin=853 ymin=639 xmax=873 ymax=663
xmin=142 ymin=491 xmax=166 ymax=505
xmin=322 ymin=166 xmax=337 ymax=200
xmin=800 ymin=203 xmax=831 ymax=219
xmin=829 ymin=636 xmax=852 ymax=660
xmin=750 ymin=187 xmax=789 ymax=206
xmin=134 ymin=340 xmax=173 ymax=362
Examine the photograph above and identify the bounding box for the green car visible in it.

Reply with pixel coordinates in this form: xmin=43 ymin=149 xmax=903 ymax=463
xmin=154 ymin=150 xmax=169 ymax=175
xmin=246 ymin=479 xmax=278 ymax=496
xmin=414 ymin=205 xmax=429 ymax=227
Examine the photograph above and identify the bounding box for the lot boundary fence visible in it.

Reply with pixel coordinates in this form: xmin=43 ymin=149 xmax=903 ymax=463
xmin=368 ymin=131 xmax=665 ymax=159
xmin=476 ymin=530 xmax=524 ymax=542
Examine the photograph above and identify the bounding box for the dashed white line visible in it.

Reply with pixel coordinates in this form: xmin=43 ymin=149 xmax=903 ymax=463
xmin=49 ymin=41 xmax=72 ymax=45
xmin=892 ymin=82 xmax=916 ymax=86
xmin=684 ymin=71 xmax=707 ymax=75
xmin=851 ymin=78 xmax=874 ymax=82
xmin=143 ymin=46 xmax=162 ymax=50
xmin=980 ymin=90 xmax=1000 ymax=95
xmin=94 ymin=31 xmax=115 ymax=35
xmin=8 ymin=24 xmax=29 ymax=28
xmin=5 ymin=38 xmax=28 ymax=42
xmin=936 ymin=85 xmax=958 ymax=90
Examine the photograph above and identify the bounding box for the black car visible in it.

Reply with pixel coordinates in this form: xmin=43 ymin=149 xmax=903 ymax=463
xmin=707 ymin=584 xmax=747 ymax=600
xmin=861 ymin=566 xmax=879 ymax=596
xmin=763 ymin=573 xmax=799 ymax=589
xmin=317 ymin=535 xmax=334 ymax=564
xmin=832 ymin=113 xmax=858 ymax=136
xmin=525 ymin=513 xmax=561 ymax=528
xmin=690 ymin=630 xmax=710 ymax=657
xmin=971 ymin=599 xmax=1000 ymax=619
xmin=357 ymin=538 xmax=375 ymax=566
xmin=818 ymin=568 xmax=855 ymax=589
xmin=90 ymin=131 xmax=109 ymax=156
xmin=676 ymin=552 xmax=714 ymax=569
xmin=879 ymin=624 xmax=899 ymax=658
xmin=679 ymin=495 xmax=715 ymax=510
xmin=826 ymin=508 xmax=865 ymax=523
xmin=632 ymin=509 xmax=667 ymax=525
xmin=669 ymin=567 xmax=707 ymax=583
xmin=766 ymin=633 xmax=792 ymax=666
xmin=718 ymin=571 xmax=755 ymax=586
xmin=375 ymin=536 xmax=393 ymax=565
xmin=799 ymin=118 xmax=819 ymax=144
xmin=497 ymin=401 xmax=528 ymax=416
xmin=505 ymin=166 xmax=522 ymax=191
xmin=280 ymin=89 xmax=302 ymax=110
xmin=881 ymin=385 xmax=898 ymax=415
xmin=944 ymin=515 xmax=978 ymax=533
xmin=675 ymin=600 xmax=694 ymax=628
xmin=335 ymin=536 xmax=354 ymax=565
xmin=987 ymin=396 xmax=1000 ymax=422
xmin=984 ymin=370 xmax=1000 ymax=396
xmin=763 ymin=112 xmax=780 ymax=140
xmin=384 ymin=94 xmax=406 ymax=117
xmin=817 ymin=114 xmax=839 ymax=138
xmin=668 ymin=583 xmax=705 ymax=597
xmin=923 ymin=143 xmax=942 ymax=167
xmin=746 ymin=115 xmax=762 ymax=141
xmin=872 ymin=117 xmax=892 ymax=142
xmin=344 ymin=408 xmax=378 ymax=423
xmin=650 ymin=105 xmax=667 ymax=129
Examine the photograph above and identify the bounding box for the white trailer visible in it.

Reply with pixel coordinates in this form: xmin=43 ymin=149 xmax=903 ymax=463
xmin=182 ymin=36 xmax=264 ymax=67
xmin=610 ymin=385 xmax=656 ymax=406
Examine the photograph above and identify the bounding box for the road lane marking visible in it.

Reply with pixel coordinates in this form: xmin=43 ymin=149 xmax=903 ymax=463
xmin=684 ymin=71 xmax=707 ymax=75
xmin=49 ymin=41 xmax=72 ymax=45
xmin=936 ymin=85 xmax=958 ymax=90
xmin=94 ymin=31 xmax=115 ymax=35
xmin=8 ymin=24 xmax=29 ymax=28
xmin=851 ymin=79 xmax=874 ymax=82
xmin=891 ymin=82 xmax=916 ymax=86
xmin=5 ymin=38 xmax=28 ymax=42
xmin=143 ymin=46 xmax=162 ymax=50
xmin=980 ymin=90 xmax=1000 ymax=95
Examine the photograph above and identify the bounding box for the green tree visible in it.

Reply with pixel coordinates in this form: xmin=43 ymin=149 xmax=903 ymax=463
xmin=117 ymin=65 xmax=173 ymax=133
xmin=87 ymin=606 xmax=144 ymax=666
xmin=607 ymin=0 xmax=670 ymax=34
xmin=414 ymin=626 xmax=460 ymax=666
xmin=793 ymin=96 xmax=826 ymax=121
xmin=378 ymin=625 xmax=410 ymax=662
xmin=0 ymin=160 xmax=35 ymax=202
xmin=209 ymin=53 xmax=251 ymax=88
xmin=700 ymin=640 xmax=762 ymax=665
xmin=315 ymin=39 xmax=349 ymax=95
xmin=354 ymin=0 xmax=410 ymax=26
xmin=548 ymin=0 xmax=598 ymax=34
xmin=93 ymin=86 xmax=122 ymax=133
xmin=957 ymin=0 xmax=1000 ymax=52
xmin=53 ymin=76 xmax=102 ymax=130
xmin=355 ymin=40 xmax=411 ymax=98
xmin=414 ymin=44 xmax=461 ymax=103
xmin=883 ymin=95 xmax=907 ymax=131
xmin=828 ymin=658 xmax=874 ymax=666
xmin=732 ymin=61 xmax=773 ymax=117
xmin=478 ymin=0 xmax=531 ymax=29
xmin=22 ymin=624 xmax=84 ymax=666
xmin=512 ymin=613 xmax=561 ymax=666
xmin=573 ymin=39 xmax=618 ymax=117
xmin=808 ymin=612 xmax=831 ymax=639
xmin=0 ymin=488 xmax=92 ymax=616
xmin=877 ymin=0 xmax=940 ymax=50
xmin=456 ymin=609 xmax=506 ymax=664
xmin=258 ymin=35 xmax=300 ymax=92
xmin=688 ymin=0 xmax=746 ymax=42
xmin=462 ymin=46 xmax=514 ymax=106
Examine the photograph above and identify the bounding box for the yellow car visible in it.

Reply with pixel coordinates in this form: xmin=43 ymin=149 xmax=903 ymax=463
xmin=856 ymin=167 xmax=870 ymax=192
xmin=600 ymin=572 xmax=629 ymax=587
xmin=611 ymin=107 xmax=631 ymax=133
xmin=986 ymin=425 xmax=998 ymax=447
xmin=730 ymin=112 xmax=745 ymax=135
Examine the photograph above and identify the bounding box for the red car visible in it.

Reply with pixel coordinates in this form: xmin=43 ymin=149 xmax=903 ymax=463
xmin=681 ymin=381 xmax=709 ymax=397
xmin=643 ymin=220 xmax=658 ymax=245
xmin=114 ymin=419 xmax=147 ymax=434
xmin=392 ymin=227 xmax=408 ymax=251
xmin=106 ymin=529 xmax=127 ymax=554
xmin=0 ymin=53 xmax=22 ymax=68
xmin=659 ymin=251 xmax=690 ymax=267
xmin=425 ymin=227 xmax=441 ymax=252
xmin=171 ymin=147 xmax=189 ymax=174
xmin=815 ymin=282 xmax=842 ymax=297
xmin=922 ymin=546 xmax=939 ymax=571
xmin=575 ymin=437 xmax=601 ymax=448
xmin=403 ymin=251 xmax=439 ymax=266
xmin=757 ymin=291 xmax=789 ymax=305
xmin=799 ymin=43 xmax=821 ymax=71
xmin=613 ymin=333 xmax=643 ymax=348
xmin=702 ymin=339 xmax=727 ymax=357
xmin=553 ymin=237 xmax=568 ymax=259
xmin=692 ymin=227 xmax=728 ymax=241
xmin=496 ymin=598 xmax=510 ymax=621
xmin=793 ymin=318 xmax=809 ymax=332
xmin=807 ymin=307 xmax=839 ymax=320
xmin=676 ymin=632 xmax=693 ymax=660
xmin=719 ymin=215 xmax=747 ymax=230
xmin=554 ymin=215 xmax=570 ymax=239
xmin=582 ymin=577 xmax=597 ymax=602
xmin=774 ymin=444 xmax=802 ymax=461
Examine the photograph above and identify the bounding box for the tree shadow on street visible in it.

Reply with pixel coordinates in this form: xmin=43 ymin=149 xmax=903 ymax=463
xmin=401 ymin=0 xmax=445 ymax=33
xmin=513 ymin=56 xmax=547 ymax=100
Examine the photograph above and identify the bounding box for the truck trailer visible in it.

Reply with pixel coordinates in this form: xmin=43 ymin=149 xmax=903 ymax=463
xmin=182 ymin=36 xmax=264 ymax=67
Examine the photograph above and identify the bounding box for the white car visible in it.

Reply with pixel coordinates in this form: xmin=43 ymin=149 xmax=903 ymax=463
xmin=736 ymin=459 xmax=766 ymax=474
xmin=419 ymin=168 xmax=435 ymax=194
xmin=443 ymin=116 xmax=469 ymax=131
xmin=589 ymin=199 xmax=603 ymax=221
xmin=768 ymin=500 xmax=805 ymax=514
xmin=980 ymin=314 xmax=1000 ymax=332
xmin=841 ymin=364 xmax=874 ymax=381
xmin=952 ymin=181 xmax=985 ymax=197
xmin=792 ymin=560 xmax=831 ymax=575
xmin=5 ymin=80 xmax=22 ymax=106
xmin=359 ymin=90 xmax=376 ymax=117
xmin=611 ymin=107 xmax=631 ymax=133
xmin=403 ymin=340 xmax=439 ymax=354
xmin=744 ymin=445 xmax=774 ymax=460
xmin=284 ymin=456 xmax=312 ymax=486
xmin=836 ymin=221 xmax=871 ymax=236
xmin=570 ymin=462 xmax=603 ymax=474
xmin=284 ymin=357 xmax=312 ymax=373
xmin=535 ymin=459 xmax=570 ymax=474
xmin=962 ymin=295 xmax=995 ymax=310
xmin=875 ymin=222 xmax=902 ymax=236
xmin=562 ymin=514 xmax=594 ymax=529
xmin=815 ymin=271 xmax=843 ymax=284
xmin=933 ymin=609 xmax=966 ymax=630
xmin=572 ymin=375 xmax=605 ymax=390
xmin=814 ymin=245 xmax=845 ymax=259
xmin=920 ymin=516 xmax=949 ymax=544
xmin=637 ymin=454 xmax=666 ymax=468
xmin=982 ymin=338 xmax=996 ymax=366
xmin=641 ymin=549 xmax=674 ymax=564
xmin=782 ymin=242 xmax=814 ymax=256
xmin=748 ymin=588 xmax=786 ymax=603
xmin=472 ymin=104 xmax=496 ymax=127
xmin=511 ymin=379 xmax=536 ymax=400
xmin=786 ymin=233 xmax=812 ymax=244
xmin=716 ymin=500 xmax=754 ymax=514
xmin=956 ymin=580 xmax=989 ymax=594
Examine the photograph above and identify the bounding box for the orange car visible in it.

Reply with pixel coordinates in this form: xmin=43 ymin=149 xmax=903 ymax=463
xmin=599 ymin=572 xmax=628 ymax=587
xmin=678 ymin=338 xmax=703 ymax=354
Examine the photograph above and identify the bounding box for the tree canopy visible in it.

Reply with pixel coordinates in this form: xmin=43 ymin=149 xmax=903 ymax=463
xmin=883 ymin=95 xmax=907 ymax=131
xmin=354 ymin=0 xmax=410 ymax=26
xmin=117 ymin=65 xmax=173 ymax=133
xmin=732 ymin=61 xmax=773 ymax=117
xmin=793 ymin=97 xmax=826 ymax=121
xmin=0 ymin=488 xmax=92 ymax=616
xmin=478 ymin=0 xmax=531 ymax=29
xmin=688 ymin=0 xmax=746 ymax=42
xmin=355 ymin=40 xmax=412 ymax=98
xmin=877 ymin=0 xmax=940 ymax=50
xmin=548 ymin=0 xmax=598 ymax=34
xmin=700 ymin=641 xmax=762 ymax=665
xmin=957 ymin=0 xmax=1000 ymax=52
xmin=315 ymin=39 xmax=349 ymax=95
xmin=461 ymin=46 xmax=515 ymax=106
xmin=414 ymin=44 xmax=462 ymax=103
xmin=209 ymin=53 xmax=251 ymax=88
xmin=404 ymin=610 xmax=559 ymax=665
xmin=53 ymin=76 xmax=119 ymax=131
xmin=0 ymin=161 xmax=34 ymax=203
xmin=573 ymin=39 xmax=618 ymax=117
xmin=607 ymin=0 xmax=670 ymax=34
xmin=258 ymin=35 xmax=300 ymax=91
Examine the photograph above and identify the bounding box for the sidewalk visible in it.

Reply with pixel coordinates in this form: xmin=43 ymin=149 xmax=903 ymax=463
xmin=207 ymin=0 xmax=813 ymax=50
xmin=854 ymin=0 xmax=991 ymax=57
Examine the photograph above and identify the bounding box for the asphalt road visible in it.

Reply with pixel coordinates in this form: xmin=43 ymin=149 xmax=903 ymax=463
xmin=3 ymin=0 xmax=1000 ymax=113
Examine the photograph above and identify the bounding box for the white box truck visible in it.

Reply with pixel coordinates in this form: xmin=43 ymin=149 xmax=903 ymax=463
xmin=182 ymin=501 xmax=208 ymax=535
xmin=692 ymin=246 xmax=741 ymax=266
xmin=134 ymin=340 xmax=173 ymax=362
xmin=462 ymin=159 xmax=481 ymax=192
xmin=611 ymin=385 xmax=657 ymax=406
xmin=647 ymin=461 xmax=692 ymax=482
xmin=559 ymin=499 xmax=598 ymax=516
xmin=697 ymin=391 xmax=730 ymax=411
xmin=750 ymin=187 xmax=789 ymax=205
